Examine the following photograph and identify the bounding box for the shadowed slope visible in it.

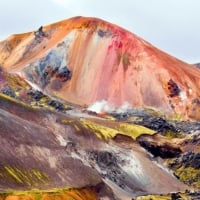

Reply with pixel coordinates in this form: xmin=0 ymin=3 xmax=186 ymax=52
xmin=0 ymin=87 xmax=187 ymax=198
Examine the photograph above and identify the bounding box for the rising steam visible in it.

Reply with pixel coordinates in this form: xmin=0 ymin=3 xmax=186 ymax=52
xmin=87 ymin=100 xmax=132 ymax=113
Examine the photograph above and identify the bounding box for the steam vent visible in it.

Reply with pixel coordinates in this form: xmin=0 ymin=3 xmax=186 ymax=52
xmin=0 ymin=16 xmax=200 ymax=200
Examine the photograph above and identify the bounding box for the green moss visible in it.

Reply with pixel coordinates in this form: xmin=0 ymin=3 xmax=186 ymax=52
xmin=33 ymin=96 xmax=69 ymax=111
xmin=80 ymin=119 xmax=155 ymax=140
xmin=143 ymin=107 xmax=165 ymax=117
xmin=0 ymin=93 xmax=33 ymax=110
xmin=135 ymin=193 xmax=197 ymax=200
xmin=2 ymin=166 xmax=49 ymax=186
xmin=136 ymin=194 xmax=192 ymax=200
xmin=175 ymin=166 xmax=200 ymax=188
xmin=136 ymin=195 xmax=171 ymax=200
xmin=0 ymin=88 xmax=69 ymax=113
xmin=4 ymin=166 xmax=23 ymax=183
xmin=61 ymin=119 xmax=76 ymax=124
xmin=5 ymin=74 xmax=31 ymax=90
xmin=73 ymin=125 xmax=80 ymax=131
xmin=102 ymin=114 xmax=116 ymax=121
xmin=118 ymin=123 xmax=155 ymax=139
xmin=164 ymin=130 xmax=184 ymax=139
xmin=0 ymin=188 xmax=69 ymax=198
xmin=61 ymin=117 xmax=155 ymax=140
xmin=80 ymin=119 xmax=118 ymax=140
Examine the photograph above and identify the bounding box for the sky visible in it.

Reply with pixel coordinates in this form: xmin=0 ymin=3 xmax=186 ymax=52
xmin=0 ymin=0 xmax=199 ymax=63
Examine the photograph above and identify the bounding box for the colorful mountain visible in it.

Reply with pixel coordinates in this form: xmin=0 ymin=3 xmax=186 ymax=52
xmin=0 ymin=17 xmax=200 ymax=200
xmin=1 ymin=16 xmax=200 ymax=119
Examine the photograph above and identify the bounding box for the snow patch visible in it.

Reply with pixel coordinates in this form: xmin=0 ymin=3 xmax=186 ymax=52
xmin=87 ymin=100 xmax=132 ymax=113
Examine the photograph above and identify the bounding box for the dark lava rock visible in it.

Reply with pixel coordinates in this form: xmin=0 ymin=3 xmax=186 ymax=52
xmin=1 ymin=87 xmax=16 ymax=98
xmin=134 ymin=115 xmax=178 ymax=133
xmin=182 ymin=152 xmax=200 ymax=169
xmin=171 ymin=193 xmax=182 ymax=200
xmin=138 ymin=139 xmax=182 ymax=158
xmin=57 ymin=67 xmax=72 ymax=81
xmin=89 ymin=151 xmax=117 ymax=168
xmin=167 ymin=79 xmax=180 ymax=98
xmin=142 ymin=116 xmax=177 ymax=132
xmin=169 ymin=120 xmax=200 ymax=133
xmin=27 ymin=90 xmax=45 ymax=101
xmin=88 ymin=151 xmax=125 ymax=188
xmin=48 ymin=100 xmax=65 ymax=111
xmin=115 ymin=109 xmax=200 ymax=135
xmin=34 ymin=26 xmax=48 ymax=42
xmin=170 ymin=152 xmax=200 ymax=169
xmin=194 ymin=63 xmax=200 ymax=68
xmin=111 ymin=108 xmax=200 ymax=135
xmin=111 ymin=112 xmax=130 ymax=120
xmin=97 ymin=151 xmax=117 ymax=168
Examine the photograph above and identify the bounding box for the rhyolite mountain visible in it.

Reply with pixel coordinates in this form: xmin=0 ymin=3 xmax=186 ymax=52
xmin=0 ymin=16 xmax=200 ymax=200
xmin=0 ymin=16 xmax=200 ymax=120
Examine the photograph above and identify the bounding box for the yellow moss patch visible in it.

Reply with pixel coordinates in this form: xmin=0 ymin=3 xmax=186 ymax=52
xmin=73 ymin=125 xmax=80 ymax=131
xmin=118 ymin=123 xmax=155 ymax=139
xmin=4 ymin=167 xmax=23 ymax=184
xmin=61 ymin=119 xmax=76 ymax=124
xmin=3 ymin=166 xmax=49 ymax=187
xmin=0 ymin=90 xmax=68 ymax=113
xmin=101 ymin=114 xmax=116 ymax=121
xmin=136 ymin=195 xmax=171 ymax=200
xmin=80 ymin=119 xmax=118 ymax=140
xmin=175 ymin=166 xmax=200 ymax=188
xmin=80 ymin=119 xmax=155 ymax=140
xmin=164 ymin=130 xmax=184 ymax=139
xmin=5 ymin=74 xmax=31 ymax=90
xmin=136 ymin=193 xmax=191 ymax=200
xmin=142 ymin=107 xmax=164 ymax=117
xmin=0 ymin=93 xmax=33 ymax=110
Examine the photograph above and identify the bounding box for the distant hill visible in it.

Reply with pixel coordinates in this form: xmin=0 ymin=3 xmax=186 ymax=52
xmin=194 ymin=63 xmax=200 ymax=68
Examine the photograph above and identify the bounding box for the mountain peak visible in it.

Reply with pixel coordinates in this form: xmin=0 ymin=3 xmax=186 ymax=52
xmin=1 ymin=16 xmax=200 ymax=119
xmin=0 ymin=16 xmax=200 ymax=199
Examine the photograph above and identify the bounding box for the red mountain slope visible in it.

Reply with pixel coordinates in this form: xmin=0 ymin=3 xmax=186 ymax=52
xmin=0 ymin=16 xmax=200 ymax=119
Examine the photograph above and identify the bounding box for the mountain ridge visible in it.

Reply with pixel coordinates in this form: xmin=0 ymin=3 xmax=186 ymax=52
xmin=1 ymin=16 xmax=200 ymax=120
xmin=0 ymin=16 xmax=200 ymax=200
